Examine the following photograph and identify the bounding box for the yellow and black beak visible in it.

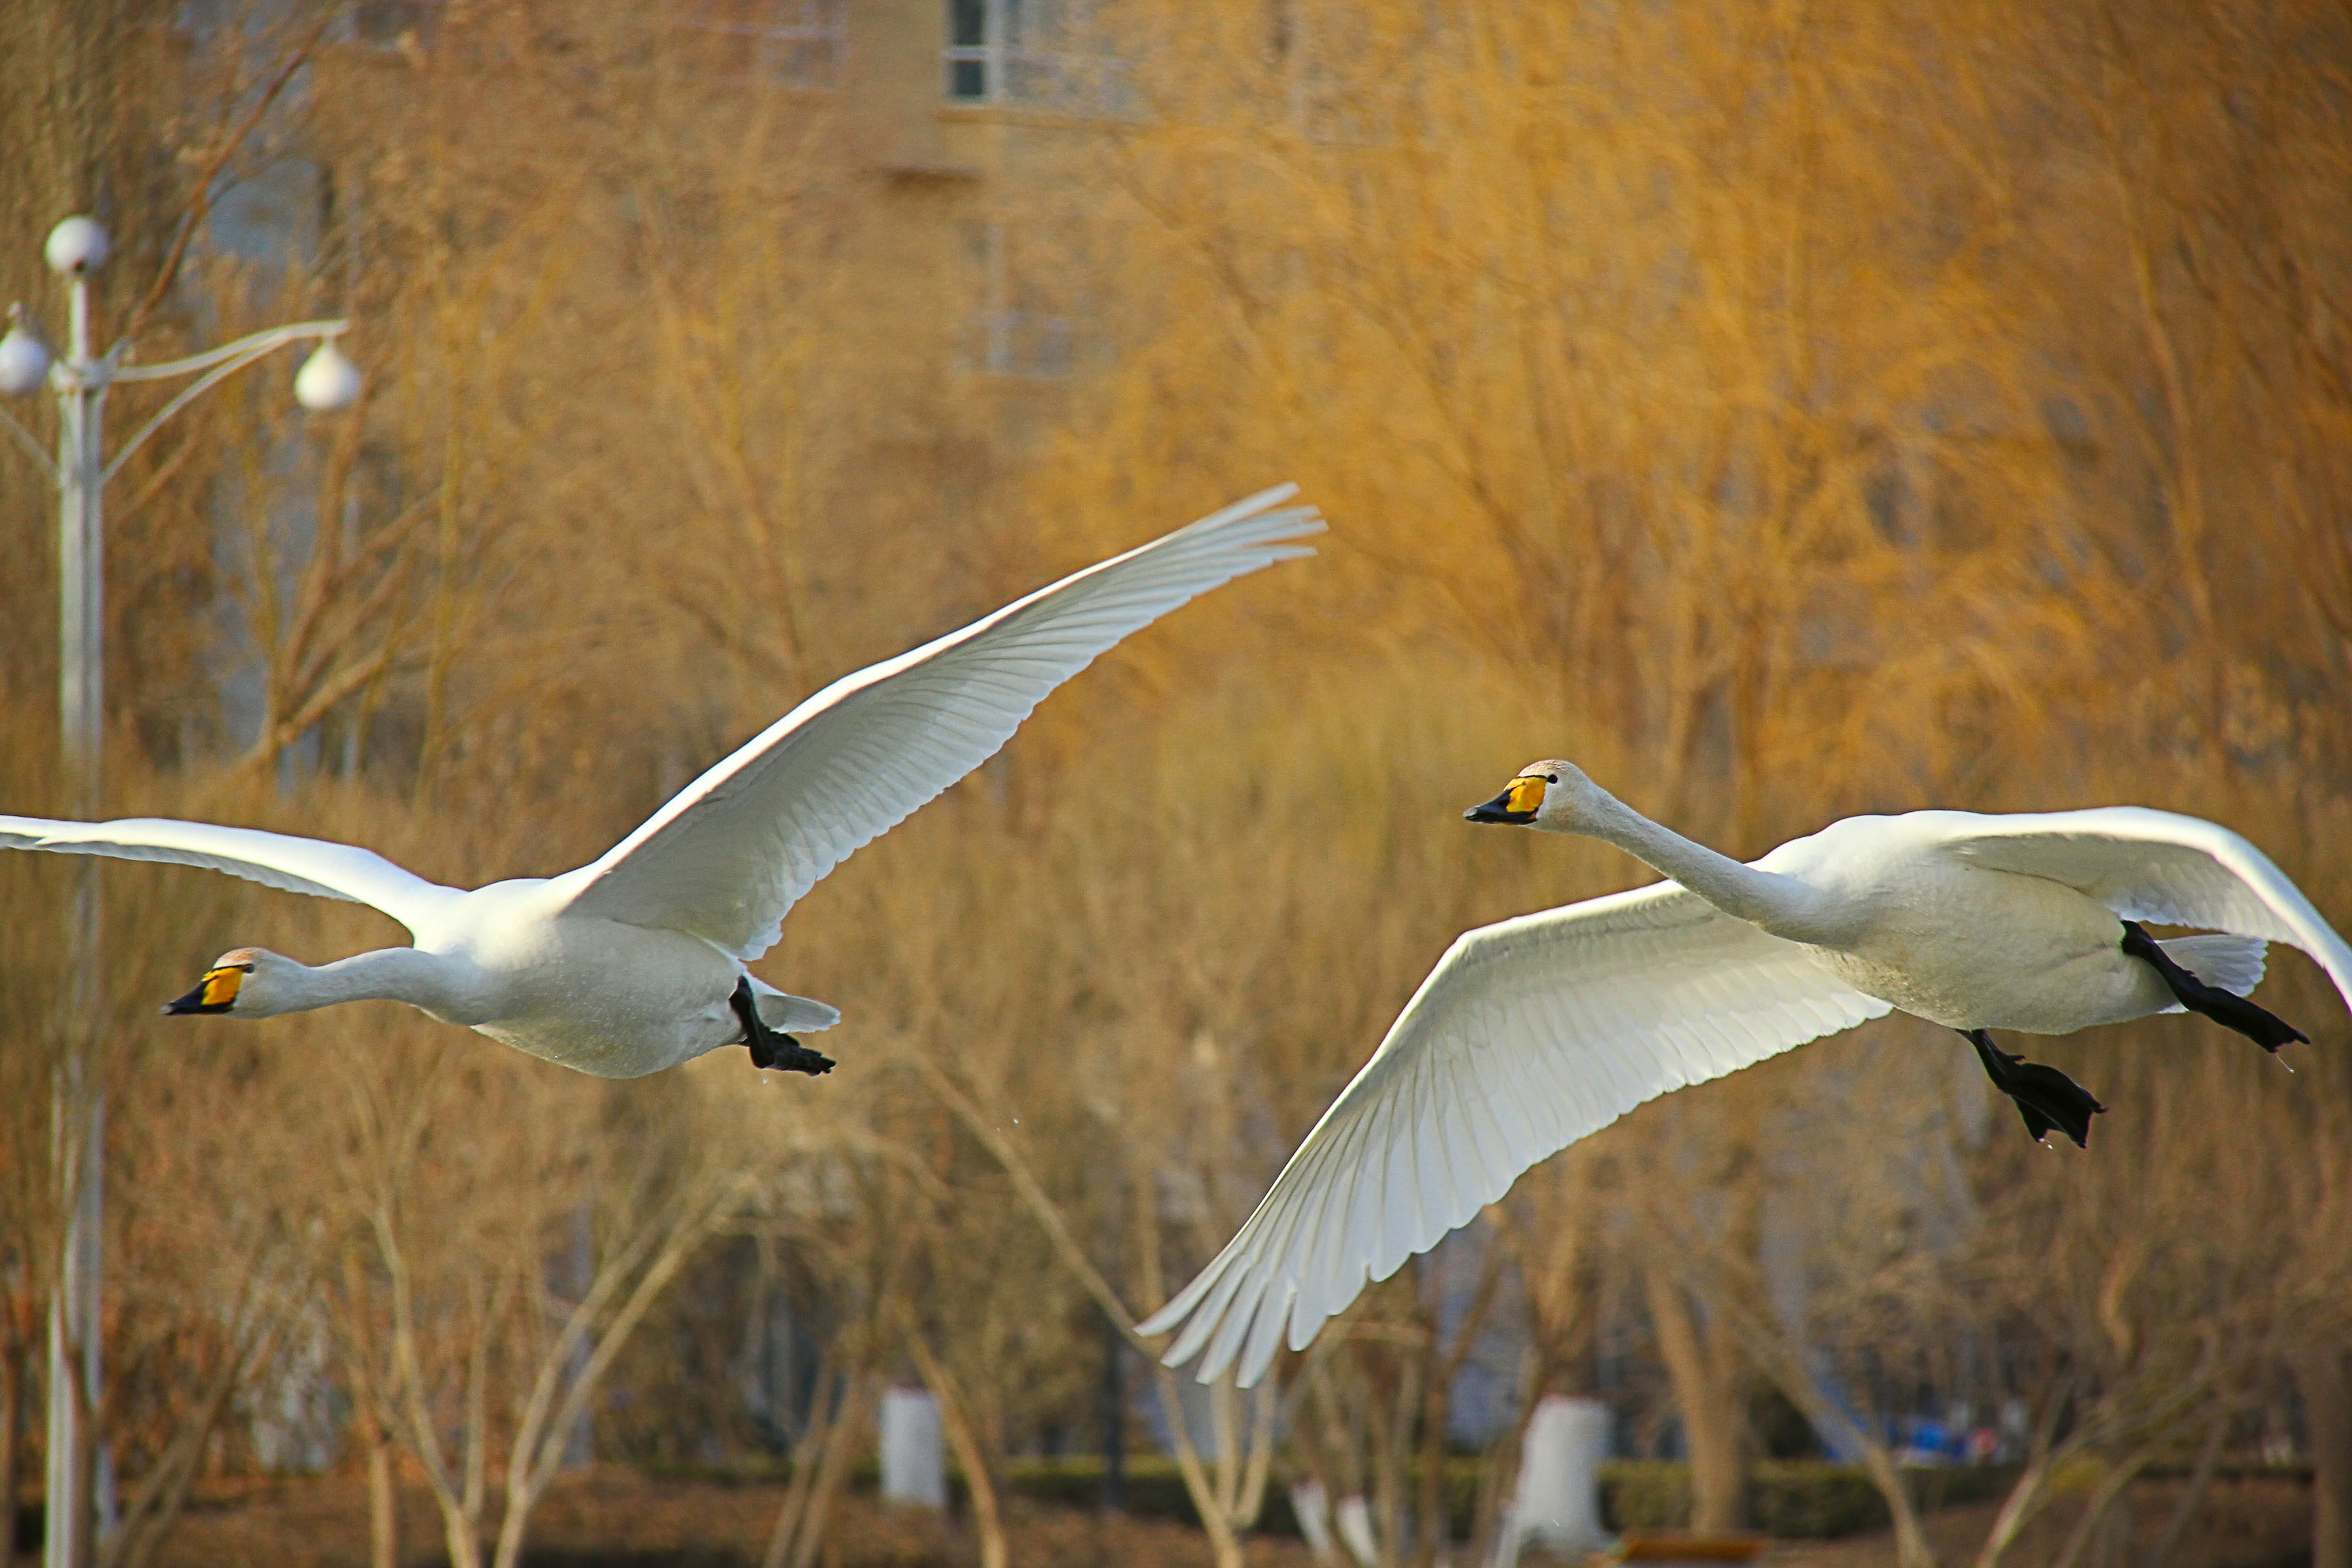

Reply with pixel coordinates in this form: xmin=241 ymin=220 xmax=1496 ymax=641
xmin=164 ymin=964 xmax=247 ymax=1016
xmin=1465 ymin=775 xmax=1546 ymax=826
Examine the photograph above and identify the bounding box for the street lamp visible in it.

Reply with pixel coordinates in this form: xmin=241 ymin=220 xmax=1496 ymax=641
xmin=0 ymin=216 xmax=359 ymax=1568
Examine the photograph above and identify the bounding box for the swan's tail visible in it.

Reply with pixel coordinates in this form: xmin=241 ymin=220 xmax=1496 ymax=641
xmin=751 ymin=981 xmax=840 ymax=1034
xmin=2154 ymin=934 xmax=2268 ymax=1000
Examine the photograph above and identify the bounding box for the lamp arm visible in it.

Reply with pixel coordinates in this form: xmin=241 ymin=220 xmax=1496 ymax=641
xmin=101 ymin=338 xmax=299 ymax=485
xmin=110 ymin=318 xmax=348 ymax=383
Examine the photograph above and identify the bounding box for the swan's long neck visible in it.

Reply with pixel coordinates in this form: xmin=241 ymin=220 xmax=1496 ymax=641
xmin=274 ymin=948 xmax=469 ymax=1017
xmin=1579 ymin=791 xmax=1827 ymax=938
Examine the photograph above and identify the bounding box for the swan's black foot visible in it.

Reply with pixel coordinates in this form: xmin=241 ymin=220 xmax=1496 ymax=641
xmin=1964 ymin=1029 xmax=2105 ymax=1148
xmin=730 ymin=977 xmax=835 ymax=1076
xmin=2119 ymin=920 xmax=2308 ymax=1052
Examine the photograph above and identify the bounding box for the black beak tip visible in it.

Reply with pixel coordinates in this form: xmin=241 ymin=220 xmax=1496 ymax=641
xmin=163 ymin=986 xmax=220 ymax=1016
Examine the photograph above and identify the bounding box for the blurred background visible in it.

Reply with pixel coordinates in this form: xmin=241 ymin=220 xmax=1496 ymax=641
xmin=1 ymin=1 xmax=2348 ymax=1566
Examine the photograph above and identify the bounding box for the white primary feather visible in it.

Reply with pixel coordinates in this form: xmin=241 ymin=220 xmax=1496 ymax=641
xmin=0 ymin=815 xmax=455 ymax=934
xmin=559 ymin=485 xmax=1323 ymax=960
xmin=1137 ymin=882 xmax=1892 ymax=1386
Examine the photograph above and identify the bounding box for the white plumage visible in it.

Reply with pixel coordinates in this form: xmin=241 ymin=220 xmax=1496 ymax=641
xmin=1140 ymin=760 xmax=2352 ymax=1387
xmin=2 ymin=487 xmax=1322 ymax=1079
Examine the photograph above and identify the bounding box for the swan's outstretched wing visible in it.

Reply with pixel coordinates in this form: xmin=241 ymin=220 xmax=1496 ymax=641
xmin=0 ymin=815 xmax=457 ymax=934
xmin=559 ymin=487 xmax=1323 ymax=960
xmin=1933 ymin=807 xmax=2352 ymax=1007
xmin=1138 ymin=883 xmax=1891 ymax=1387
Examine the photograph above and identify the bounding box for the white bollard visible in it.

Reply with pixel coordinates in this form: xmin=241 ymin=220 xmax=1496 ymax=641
xmin=1492 ymin=1395 xmax=1611 ymax=1567
xmin=1335 ymin=1494 xmax=1381 ymax=1568
xmin=879 ymin=1387 xmax=947 ymax=1509
xmin=1291 ymin=1478 xmax=1341 ymax=1563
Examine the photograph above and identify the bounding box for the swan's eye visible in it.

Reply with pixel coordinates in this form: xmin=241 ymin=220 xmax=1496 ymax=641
xmin=1544 ymin=773 xmax=1558 ymax=783
xmin=1505 ymin=776 xmax=1547 ymax=815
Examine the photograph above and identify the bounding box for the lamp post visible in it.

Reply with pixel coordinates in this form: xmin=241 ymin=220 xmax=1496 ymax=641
xmin=0 ymin=215 xmax=359 ymax=1568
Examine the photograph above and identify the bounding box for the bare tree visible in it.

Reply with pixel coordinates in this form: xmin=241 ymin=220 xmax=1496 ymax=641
xmin=324 ymin=1032 xmax=774 ymax=1568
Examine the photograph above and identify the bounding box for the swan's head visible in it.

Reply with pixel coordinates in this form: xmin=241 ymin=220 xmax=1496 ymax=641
xmin=1463 ymin=760 xmax=1603 ymax=832
xmin=163 ymin=948 xmax=295 ymax=1019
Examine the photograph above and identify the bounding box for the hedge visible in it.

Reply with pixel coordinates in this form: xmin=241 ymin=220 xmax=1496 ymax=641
xmin=828 ymin=1455 xmax=2030 ymax=1541
xmin=1599 ymin=1460 xmax=2023 ymax=1539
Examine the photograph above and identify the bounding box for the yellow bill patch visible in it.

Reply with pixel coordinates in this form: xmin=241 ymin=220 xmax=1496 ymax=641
xmin=199 ymin=967 xmax=244 ymax=1009
xmin=1505 ymin=776 xmax=1547 ymax=816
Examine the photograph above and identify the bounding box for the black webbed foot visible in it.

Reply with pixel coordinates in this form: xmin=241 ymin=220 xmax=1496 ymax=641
xmin=730 ymin=977 xmax=835 ymax=1076
xmin=1964 ymin=1029 xmax=2104 ymax=1149
xmin=2119 ymin=920 xmax=2308 ymax=1053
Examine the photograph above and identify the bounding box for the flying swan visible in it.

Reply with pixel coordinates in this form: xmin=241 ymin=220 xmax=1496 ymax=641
xmin=1 ymin=487 xmax=1322 ymax=1079
xmin=1140 ymin=759 xmax=2352 ymax=1387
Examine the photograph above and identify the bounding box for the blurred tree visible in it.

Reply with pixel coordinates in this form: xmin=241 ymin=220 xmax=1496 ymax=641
xmin=0 ymin=1 xmax=2348 ymax=1566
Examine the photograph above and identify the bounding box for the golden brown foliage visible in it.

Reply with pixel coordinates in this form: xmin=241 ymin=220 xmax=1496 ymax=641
xmin=1 ymin=0 xmax=2349 ymax=1565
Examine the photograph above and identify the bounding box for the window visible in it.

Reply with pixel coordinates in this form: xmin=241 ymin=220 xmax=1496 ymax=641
xmin=1267 ymin=4 xmax=1436 ymax=146
xmin=947 ymin=0 xmax=990 ymax=98
xmin=962 ymin=220 xmax=1079 ymax=378
xmin=944 ymin=0 xmax=1128 ymax=114
xmin=676 ymin=0 xmax=849 ymax=89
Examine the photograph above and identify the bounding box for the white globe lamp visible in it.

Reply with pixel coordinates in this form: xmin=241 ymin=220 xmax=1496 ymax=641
xmin=0 ymin=306 xmax=50 ymax=395
xmin=294 ymin=339 xmax=362 ymax=412
xmin=44 ymin=216 xmax=110 ymax=277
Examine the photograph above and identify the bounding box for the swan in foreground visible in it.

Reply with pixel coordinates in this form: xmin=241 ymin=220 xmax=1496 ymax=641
xmin=1141 ymin=760 xmax=2352 ymax=1386
xmin=0 ymin=487 xmax=1321 ymax=1079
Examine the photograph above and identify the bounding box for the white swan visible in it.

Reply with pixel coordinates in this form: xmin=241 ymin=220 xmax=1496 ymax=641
xmin=1 ymin=487 xmax=1322 ymax=1079
xmin=1141 ymin=759 xmax=2352 ymax=1386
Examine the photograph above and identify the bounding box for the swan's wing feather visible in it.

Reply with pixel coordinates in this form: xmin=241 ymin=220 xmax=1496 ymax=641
xmin=1137 ymin=882 xmax=1890 ymax=1385
xmin=0 ymin=815 xmax=454 ymax=933
xmin=1933 ymin=806 xmax=2352 ymax=1007
xmin=560 ymin=487 xmax=1322 ymax=959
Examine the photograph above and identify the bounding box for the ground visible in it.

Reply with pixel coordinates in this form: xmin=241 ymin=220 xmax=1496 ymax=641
xmin=103 ymin=1467 xmax=2311 ymax=1567
xmin=1759 ymin=1475 xmax=2313 ymax=1568
xmin=135 ymin=1469 xmax=1324 ymax=1568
